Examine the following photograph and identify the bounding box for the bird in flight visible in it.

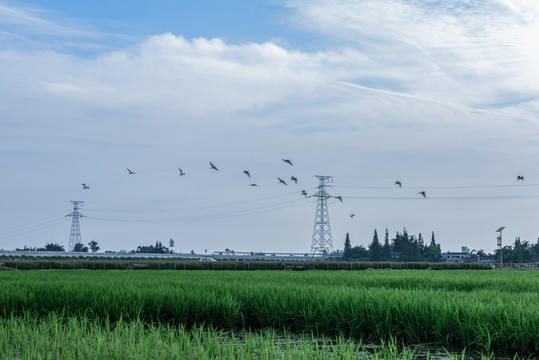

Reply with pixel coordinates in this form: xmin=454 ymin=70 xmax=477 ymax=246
xmin=127 ymin=168 xmax=135 ymax=175
xmin=278 ymin=177 xmax=288 ymax=185
xmin=290 ymin=176 xmax=298 ymax=184
xmin=395 ymin=181 xmax=402 ymax=187
xmin=301 ymin=190 xmax=307 ymax=197
xmin=350 ymin=214 xmax=355 ymax=218
xmin=249 ymin=183 xmax=259 ymax=187
xmin=210 ymin=162 xmax=219 ymax=171
xmin=418 ymin=191 xmax=427 ymax=198
xmin=282 ymin=159 xmax=294 ymax=166
xmin=81 ymin=184 xmax=89 ymax=190
xmin=178 ymin=168 xmax=186 ymax=176
xmin=336 ymin=196 xmax=343 ymax=203
xmin=243 ymin=170 xmax=251 ymax=178
xmin=517 ymin=175 xmax=524 ymax=181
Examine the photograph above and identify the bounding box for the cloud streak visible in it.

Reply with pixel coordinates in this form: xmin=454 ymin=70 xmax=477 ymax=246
xmin=287 ymin=0 xmax=539 ymax=110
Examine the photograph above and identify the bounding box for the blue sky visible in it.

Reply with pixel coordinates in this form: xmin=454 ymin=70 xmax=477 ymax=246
xmin=1 ymin=0 xmax=315 ymax=54
xmin=31 ymin=0 xmax=289 ymax=39
xmin=1 ymin=0 xmax=539 ymax=254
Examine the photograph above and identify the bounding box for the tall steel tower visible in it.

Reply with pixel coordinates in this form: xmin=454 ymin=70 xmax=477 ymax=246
xmin=66 ymin=201 xmax=85 ymax=252
xmin=310 ymin=176 xmax=334 ymax=255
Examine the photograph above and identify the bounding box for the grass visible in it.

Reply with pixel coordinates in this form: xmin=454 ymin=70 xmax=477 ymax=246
xmin=0 ymin=314 xmax=515 ymax=359
xmin=0 ymin=270 xmax=537 ymax=357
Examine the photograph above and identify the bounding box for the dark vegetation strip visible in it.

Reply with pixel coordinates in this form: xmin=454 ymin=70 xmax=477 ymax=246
xmin=0 ymin=257 xmax=490 ymax=271
xmin=0 ymin=270 xmax=537 ymax=355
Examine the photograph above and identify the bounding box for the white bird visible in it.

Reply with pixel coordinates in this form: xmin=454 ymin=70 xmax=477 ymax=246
xmin=210 ymin=162 xmax=219 ymax=171
xmin=81 ymin=183 xmax=89 ymax=190
xmin=127 ymin=168 xmax=136 ymax=175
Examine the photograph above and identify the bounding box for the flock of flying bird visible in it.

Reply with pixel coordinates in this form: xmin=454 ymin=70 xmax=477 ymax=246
xmin=79 ymin=159 xmax=349 ymax=213
xmin=395 ymin=175 xmax=525 ymax=199
xmin=206 ymin=159 xmax=299 ymax=188
xmin=80 ymin=159 xmax=309 ymax=194
xmin=80 ymin=162 xmax=527 ymax=219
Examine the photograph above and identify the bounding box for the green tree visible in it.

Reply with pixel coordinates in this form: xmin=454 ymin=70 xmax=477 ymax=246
xmin=425 ymin=231 xmax=443 ymax=262
xmin=533 ymin=238 xmax=539 ymax=257
xmin=408 ymin=235 xmax=421 ymax=261
xmin=382 ymin=229 xmax=391 ymax=260
xmin=476 ymin=249 xmax=488 ymax=258
xmin=88 ymin=241 xmax=100 ymax=253
xmin=73 ymin=243 xmax=89 ymax=252
xmin=343 ymin=233 xmax=352 ymax=260
xmin=393 ymin=229 xmax=411 ymax=261
xmin=350 ymin=245 xmax=369 ymax=259
xmin=501 ymin=237 xmax=535 ymax=263
xmin=37 ymin=243 xmax=65 ymax=252
xmin=15 ymin=246 xmax=36 ymax=251
xmin=134 ymin=241 xmax=171 ymax=254
xmin=369 ymin=229 xmax=383 ymax=261
xmin=417 ymin=233 xmax=425 ymax=259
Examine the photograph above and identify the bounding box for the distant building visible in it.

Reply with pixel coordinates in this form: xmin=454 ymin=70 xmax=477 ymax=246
xmin=444 ymin=246 xmax=471 ymax=263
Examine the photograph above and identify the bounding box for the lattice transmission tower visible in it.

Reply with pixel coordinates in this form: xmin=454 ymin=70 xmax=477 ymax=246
xmin=310 ymin=175 xmax=334 ymax=255
xmin=66 ymin=201 xmax=85 ymax=252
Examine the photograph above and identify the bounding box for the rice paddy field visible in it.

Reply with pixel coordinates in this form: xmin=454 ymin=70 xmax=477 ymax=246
xmin=1 ymin=270 xmax=538 ymax=359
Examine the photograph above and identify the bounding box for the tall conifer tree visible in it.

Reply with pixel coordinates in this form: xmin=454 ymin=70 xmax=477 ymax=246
xmin=343 ymin=233 xmax=352 ymax=260
xmin=382 ymin=229 xmax=391 ymax=260
xmin=369 ymin=229 xmax=383 ymax=261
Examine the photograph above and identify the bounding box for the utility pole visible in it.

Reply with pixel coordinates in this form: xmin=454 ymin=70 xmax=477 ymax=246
xmin=496 ymin=226 xmax=505 ymax=270
xmin=310 ymin=175 xmax=335 ymax=255
xmin=66 ymin=201 xmax=85 ymax=252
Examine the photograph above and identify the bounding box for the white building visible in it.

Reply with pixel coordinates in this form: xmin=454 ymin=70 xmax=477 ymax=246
xmin=444 ymin=246 xmax=471 ymax=263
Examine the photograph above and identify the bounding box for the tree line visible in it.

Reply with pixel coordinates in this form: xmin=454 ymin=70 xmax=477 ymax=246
xmin=14 ymin=241 xmax=171 ymax=254
xmin=342 ymin=229 xmax=444 ymax=262
xmin=490 ymin=237 xmax=539 ymax=263
xmin=16 ymin=241 xmax=100 ymax=253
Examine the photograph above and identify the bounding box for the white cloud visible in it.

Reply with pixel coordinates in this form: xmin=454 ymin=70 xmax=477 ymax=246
xmin=1 ymin=1 xmax=539 ymax=253
xmin=286 ymin=0 xmax=539 ymax=109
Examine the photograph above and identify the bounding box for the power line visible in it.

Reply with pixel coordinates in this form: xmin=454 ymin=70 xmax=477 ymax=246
xmin=336 ymin=183 xmax=539 ymax=190
xmin=0 ymin=212 xmax=68 ymax=234
xmin=345 ymin=194 xmax=539 ymax=200
xmin=0 ymin=218 xmax=68 ymax=240
xmin=85 ymin=198 xmax=308 ymax=223
xmin=83 ymin=188 xmax=313 ymax=214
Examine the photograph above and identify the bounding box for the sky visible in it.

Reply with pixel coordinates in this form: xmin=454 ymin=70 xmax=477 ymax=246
xmin=1 ymin=0 xmax=539 ymax=255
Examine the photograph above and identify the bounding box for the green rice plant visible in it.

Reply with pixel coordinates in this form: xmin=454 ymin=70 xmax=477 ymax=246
xmin=0 ymin=314 xmax=517 ymax=359
xmin=0 ymin=270 xmax=538 ymax=355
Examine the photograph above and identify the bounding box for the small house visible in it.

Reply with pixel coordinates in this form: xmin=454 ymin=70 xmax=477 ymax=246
xmin=444 ymin=246 xmax=471 ymax=263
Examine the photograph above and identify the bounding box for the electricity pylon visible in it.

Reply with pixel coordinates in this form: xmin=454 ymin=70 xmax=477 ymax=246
xmin=66 ymin=201 xmax=85 ymax=252
xmin=310 ymin=176 xmax=334 ymax=255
